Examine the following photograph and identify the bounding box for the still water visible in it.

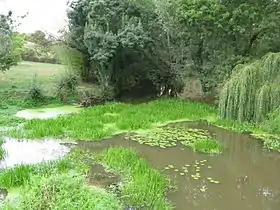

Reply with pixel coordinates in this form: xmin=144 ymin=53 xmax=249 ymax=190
xmin=78 ymin=122 xmax=280 ymax=210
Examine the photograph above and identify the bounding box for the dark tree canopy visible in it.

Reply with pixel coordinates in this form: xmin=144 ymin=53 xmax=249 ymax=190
xmin=62 ymin=0 xmax=184 ymax=97
xmin=60 ymin=0 xmax=280 ymax=101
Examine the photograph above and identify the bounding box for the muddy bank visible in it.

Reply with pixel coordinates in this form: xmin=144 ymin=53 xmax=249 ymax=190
xmin=77 ymin=122 xmax=280 ymax=210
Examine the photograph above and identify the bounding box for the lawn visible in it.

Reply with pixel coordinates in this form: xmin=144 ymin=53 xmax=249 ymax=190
xmin=0 ymin=61 xmax=65 ymax=96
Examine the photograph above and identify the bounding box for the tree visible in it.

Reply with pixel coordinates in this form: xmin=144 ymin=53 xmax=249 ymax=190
xmin=219 ymin=53 xmax=280 ymax=123
xmin=176 ymin=0 xmax=280 ymax=95
xmin=64 ymin=0 xmax=184 ymax=97
xmin=0 ymin=12 xmax=26 ymax=71
xmin=0 ymin=12 xmax=14 ymax=71
xmin=27 ymin=30 xmax=50 ymax=47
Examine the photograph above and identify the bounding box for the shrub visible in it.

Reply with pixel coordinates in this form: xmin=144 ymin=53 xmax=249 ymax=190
xmin=56 ymin=70 xmax=78 ymax=102
xmin=26 ymin=75 xmax=43 ymax=100
xmin=78 ymin=85 xmax=115 ymax=107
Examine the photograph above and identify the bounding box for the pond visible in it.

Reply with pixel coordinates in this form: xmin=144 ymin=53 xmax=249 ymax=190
xmin=0 ymin=138 xmax=73 ymax=169
xmin=77 ymin=122 xmax=280 ymax=210
xmin=15 ymin=105 xmax=82 ymax=120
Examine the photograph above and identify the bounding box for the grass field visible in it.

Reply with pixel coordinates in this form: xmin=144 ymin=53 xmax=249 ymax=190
xmin=0 ymin=61 xmax=65 ymax=97
xmin=0 ymin=61 xmax=64 ymax=88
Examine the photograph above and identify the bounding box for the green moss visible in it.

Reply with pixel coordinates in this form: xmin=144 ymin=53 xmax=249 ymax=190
xmin=97 ymin=147 xmax=172 ymax=209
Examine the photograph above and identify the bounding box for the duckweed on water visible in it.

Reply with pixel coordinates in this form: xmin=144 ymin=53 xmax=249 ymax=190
xmin=125 ymin=125 xmax=222 ymax=154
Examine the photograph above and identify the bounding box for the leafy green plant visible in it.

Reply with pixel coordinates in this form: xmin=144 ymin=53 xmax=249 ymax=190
xmin=12 ymin=174 xmax=123 ymax=210
xmin=26 ymin=74 xmax=43 ymax=100
xmin=193 ymin=138 xmax=222 ymax=155
xmin=98 ymin=147 xmax=171 ymax=209
xmin=263 ymin=107 xmax=280 ymax=133
xmin=78 ymin=85 xmax=115 ymax=107
xmin=56 ymin=70 xmax=78 ymax=102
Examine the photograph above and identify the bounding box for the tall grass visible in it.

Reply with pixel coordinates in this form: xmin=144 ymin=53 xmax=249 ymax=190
xmin=12 ymin=99 xmax=217 ymax=140
xmin=3 ymin=174 xmax=123 ymax=210
xmin=0 ymin=148 xmax=89 ymax=189
xmin=193 ymin=138 xmax=222 ymax=154
xmin=98 ymin=147 xmax=172 ymax=209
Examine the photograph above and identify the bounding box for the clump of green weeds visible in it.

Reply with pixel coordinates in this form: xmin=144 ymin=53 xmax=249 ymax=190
xmin=11 ymin=99 xmax=217 ymax=140
xmin=0 ymin=138 xmax=5 ymax=159
xmin=0 ymin=148 xmax=89 ymax=189
xmin=56 ymin=70 xmax=78 ymax=103
xmin=26 ymin=75 xmax=43 ymax=101
xmin=252 ymin=134 xmax=280 ymax=152
xmin=192 ymin=138 xmax=222 ymax=154
xmin=3 ymin=174 xmax=123 ymax=210
xmin=97 ymin=147 xmax=172 ymax=209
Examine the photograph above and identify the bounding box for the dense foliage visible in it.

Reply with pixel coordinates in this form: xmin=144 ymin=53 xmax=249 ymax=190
xmin=0 ymin=12 xmax=26 ymax=71
xmin=0 ymin=12 xmax=14 ymax=71
xmin=63 ymin=0 xmax=185 ymax=97
xmin=62 ymin=0 xmax=280 ymax=98
xmin=219 ymin=53 xmax=280 ymax=123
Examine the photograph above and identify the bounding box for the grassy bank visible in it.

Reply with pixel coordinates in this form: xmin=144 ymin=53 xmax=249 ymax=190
xmin=11 ymin=99 xmax=216 ymax=140
xmin=0 ymin=148 xmax=171 ymax=209
xmin=0 ymin=62 xmax=65 ymax=127
xmin=8 ymin=97 xmax=279 ymax=151
xmin=97 ymin=147 xmax=172 ymax=209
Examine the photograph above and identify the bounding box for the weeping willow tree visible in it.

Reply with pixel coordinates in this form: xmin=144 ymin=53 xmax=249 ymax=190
xmin=219 ymin=53 xmax=280 ymax=123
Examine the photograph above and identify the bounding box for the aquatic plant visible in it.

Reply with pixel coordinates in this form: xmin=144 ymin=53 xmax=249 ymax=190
xmin=126 ymin=125 xmax=222 ymax=154
xmin=163 ymin=160 xmax=221 ymax=184
xmin=2 ymin=174 xmax=123 ymax=209
xmin=98 ymin=147 xmax=172 ymax=209
xmin=252 ymin=134 xmax=280 ymax=152
xmin=192 ymin=138 xmax=222 ymax=154
xmin=219 ymin=52 xmax=280 ymax=123
xmin=12 ymin=99 xmax=217 ymax=140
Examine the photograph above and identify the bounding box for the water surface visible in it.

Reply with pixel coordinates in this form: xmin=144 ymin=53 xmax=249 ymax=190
xmin=78 ymin=122 xmax=280 ymax=210
xmin=15 ymin=105 xmax=82 ymax=120
xmin=0 ymin=138 xmax=72 ymax=169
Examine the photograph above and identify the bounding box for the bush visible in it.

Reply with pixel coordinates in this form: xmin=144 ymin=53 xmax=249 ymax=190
xmin=264 ymin=107 xmax=280 ymax=133
xmin=27 ymin=75 xmax=43 ymax=100
xmin=56 ymin=70 xmax=78 ymax=102
xmin=78 ymin=85 xmax=115 ymax=107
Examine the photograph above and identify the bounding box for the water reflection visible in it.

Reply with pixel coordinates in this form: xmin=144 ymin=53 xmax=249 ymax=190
xmin=77 ymin=122 xmax=280 ymax=210
xmin=0 ymin=138 xmax=71 ymax=169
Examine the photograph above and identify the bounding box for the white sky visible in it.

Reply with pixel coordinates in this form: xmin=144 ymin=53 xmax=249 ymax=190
xmin=0 ymin=0 xmax=68 ymax=34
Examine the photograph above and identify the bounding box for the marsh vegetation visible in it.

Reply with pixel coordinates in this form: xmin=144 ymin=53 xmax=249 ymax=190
xmin=1 ymin=0 xmax=280 ymax=209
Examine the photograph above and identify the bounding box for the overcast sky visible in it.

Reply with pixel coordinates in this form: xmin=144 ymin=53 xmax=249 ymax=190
xmin=0 ymin=0 xmax=68 ymax=34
